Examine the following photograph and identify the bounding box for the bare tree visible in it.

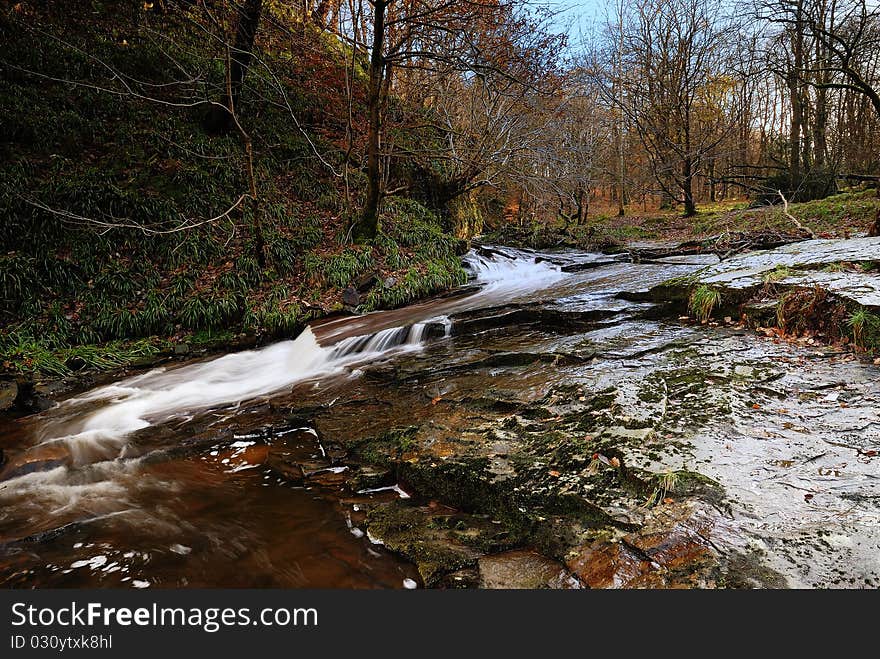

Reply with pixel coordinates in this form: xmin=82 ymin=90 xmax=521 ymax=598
xmin=343 ymin=0 xmax=562 ymax=239
xmin=594 ymin=0 xmax=745 ymax=217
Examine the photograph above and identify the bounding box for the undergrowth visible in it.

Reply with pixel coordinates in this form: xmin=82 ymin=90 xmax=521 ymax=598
xmin=0 ymin=5 xmax=468 ymax=378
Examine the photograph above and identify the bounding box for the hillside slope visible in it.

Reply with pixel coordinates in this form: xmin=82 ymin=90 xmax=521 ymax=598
xmin=0 ymin=1 xmax=467 ymax=378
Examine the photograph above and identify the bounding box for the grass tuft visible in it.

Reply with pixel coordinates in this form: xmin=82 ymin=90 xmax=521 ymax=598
xmin=688 ymin=285 xmax=721 ymax=322
xmin=846 ymin=309 xmax=880 ymax=350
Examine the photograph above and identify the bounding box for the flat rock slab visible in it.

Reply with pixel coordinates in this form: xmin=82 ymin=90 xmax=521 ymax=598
xmin=779 ymin=270 xmax=880 ymax=308
xmin=651 ymin=254 xmax=721 ymax=266
xmin=478 ymin=550 xmax=578 ymax=589
xmin=675 ymin=237 xmax=880 ymax=290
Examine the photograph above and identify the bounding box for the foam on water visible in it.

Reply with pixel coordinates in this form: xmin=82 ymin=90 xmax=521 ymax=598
xmin=463 ymin=246 xmax=565 ymax=299
xmin=2 ymin=247 xmax=565 ymax=488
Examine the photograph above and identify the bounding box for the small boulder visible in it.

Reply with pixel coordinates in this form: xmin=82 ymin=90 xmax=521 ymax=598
xmin=355 ymin=272 xmax=379 ymax=293
xmin=342 ymin=286 xmax=360 ymax=307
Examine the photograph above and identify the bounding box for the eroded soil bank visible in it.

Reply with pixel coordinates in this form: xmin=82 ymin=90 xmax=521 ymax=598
xmin=1 ymin=245 xmax=878 ymax=588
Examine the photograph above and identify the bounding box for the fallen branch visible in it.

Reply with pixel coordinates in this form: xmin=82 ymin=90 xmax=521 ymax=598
xmin=778 ymin=190 xmax=816 ymax=239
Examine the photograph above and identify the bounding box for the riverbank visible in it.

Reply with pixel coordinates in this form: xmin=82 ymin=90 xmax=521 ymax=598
xmin=5 ymin=247 xmax=878 ymax=589
xmin=485 ymin=188 xmax=880 ymax=251
xmin=7 ymin=223 xmax=880 ymax=417
xmin=1 ymin=5 xmax=470 ymax=403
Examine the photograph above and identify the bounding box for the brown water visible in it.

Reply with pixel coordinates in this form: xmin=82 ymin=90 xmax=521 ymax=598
xmin=2 ymin=247 xmax=880 ymax=588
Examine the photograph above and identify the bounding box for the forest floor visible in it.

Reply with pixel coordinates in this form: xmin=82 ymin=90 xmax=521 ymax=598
xmin=488 ymin=188 xmax=880 ymax=251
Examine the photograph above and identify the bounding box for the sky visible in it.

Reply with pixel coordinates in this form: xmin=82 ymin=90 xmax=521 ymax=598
xmin=539 ymin=1 xmax=608 ymax=47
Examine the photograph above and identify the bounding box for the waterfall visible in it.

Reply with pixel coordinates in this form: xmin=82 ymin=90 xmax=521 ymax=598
xmin=1 ymin=246 xmax=564 ymax=482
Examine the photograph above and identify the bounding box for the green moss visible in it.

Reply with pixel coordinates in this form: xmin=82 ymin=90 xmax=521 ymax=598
xmin=762 ymin=265 xmax=796 ymax=284
xmin=365 ymin=504 xmax=480 ymax=585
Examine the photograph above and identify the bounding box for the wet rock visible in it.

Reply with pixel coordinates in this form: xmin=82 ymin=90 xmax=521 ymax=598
xmin=566 ymin=540 xmax=650 ymax=589
xmin=64 ymin=355 xmax=88 ymax=371
xmin=14 ymin=381 xmax=55 ymax=414
xmin=355 ymin=272 xmax=379 ymax=293
xmin=128 ymin=354 xmax=162 ymax=369
xmin=478 ymin=550 xmax=578 ymax=589
xmin=650 ymin=254 xmax=721 ymax=266
xmin=365 ymin=502 xmax=486 ymax=586
xmin=655 ymin=236 xmax=880 ymax=296
xmin=422 ymin=321 xmax=450 ymax=341
xmin=349 ymin=466 xmax=394 ymax=491
xmin=560 ymin=260 xmax=620 ymax=273
xmin=776 ymin=270 xmax=880 ymax=308
xmin=741 ymin=298 xmax=778 ymax=327
xmin=0 ymin=445 xmax=71 ymax=483
xmin=306 ymin=467 xmax=348 ymax=487
xmin=0 ymin=379 xmax=17 ymax=412
xmin=229 ymin=334 xmax=259 ymax=351
xmin=383 ymin=276 xmax=397 ymax=289
xmin=450 ymin=305 xmax=616 ymax=336
xmin=38 ymin=379 xmax=73 ymax=400
xmin=342 ymin=286 xmax=360 ymax=307
xmin=566 ymin=503 xmax=727 ymax=588
xmin=266 ymin=456 xmax=304 ymax=484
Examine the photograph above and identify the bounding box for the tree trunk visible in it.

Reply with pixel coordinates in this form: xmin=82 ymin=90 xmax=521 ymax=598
xmin=574 ymin=187 xmax=586 ymax=226
xmin=230 ymin=0 xmax=264 ymax=112
xmin=813 ymin=17 xmax=828 ymax=170
xmin=682 ymin=157 xmax=696 ymax=217
xmin=615 ymin=118 xmax=626 ymax=217
xmin=354 ymin=0 xmax=386 ymax=241
xmin=708 ymin=160 xmax=716 ymax=203
xmin=788 ymin=0 xmax=804 ymax=192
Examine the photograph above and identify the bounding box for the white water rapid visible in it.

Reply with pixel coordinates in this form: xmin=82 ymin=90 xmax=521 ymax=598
xmin=2 ymin=247 xmax=565 ymax=480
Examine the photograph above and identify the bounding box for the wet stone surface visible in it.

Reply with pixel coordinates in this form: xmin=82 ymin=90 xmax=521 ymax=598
xmin=2 ymin=245 xmax=879 ymax=588
xmin=651 ymin=236 xmax=880 ymax=313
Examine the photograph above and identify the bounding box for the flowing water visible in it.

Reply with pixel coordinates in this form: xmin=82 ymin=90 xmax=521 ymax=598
xmin=1 ymin=246 xmax=879 ymax=588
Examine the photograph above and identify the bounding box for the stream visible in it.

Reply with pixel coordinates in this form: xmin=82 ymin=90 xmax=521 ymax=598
xmin=1 ymin=246 xmax=879 ymax=588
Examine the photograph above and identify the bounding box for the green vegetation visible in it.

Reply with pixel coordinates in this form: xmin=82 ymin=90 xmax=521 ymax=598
xmin=689 ymin=285 xmax=721 ymax=322
xmin=846 ymin=309 xmax=880 ymax=350
xmin=762 ymin=265 xmax=797 ymax=284
xmin=688 ymin=189 xmax=880 ymax=238
xmin=0 ymin=333 xmax=160 ymax=378
xmin=643 ymin=470 xmax=680 ymax=508
xmin=0 ymin=4 xmax=468 ymax=378
xmin=485 ymin=188 xmax=880 ymax=250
